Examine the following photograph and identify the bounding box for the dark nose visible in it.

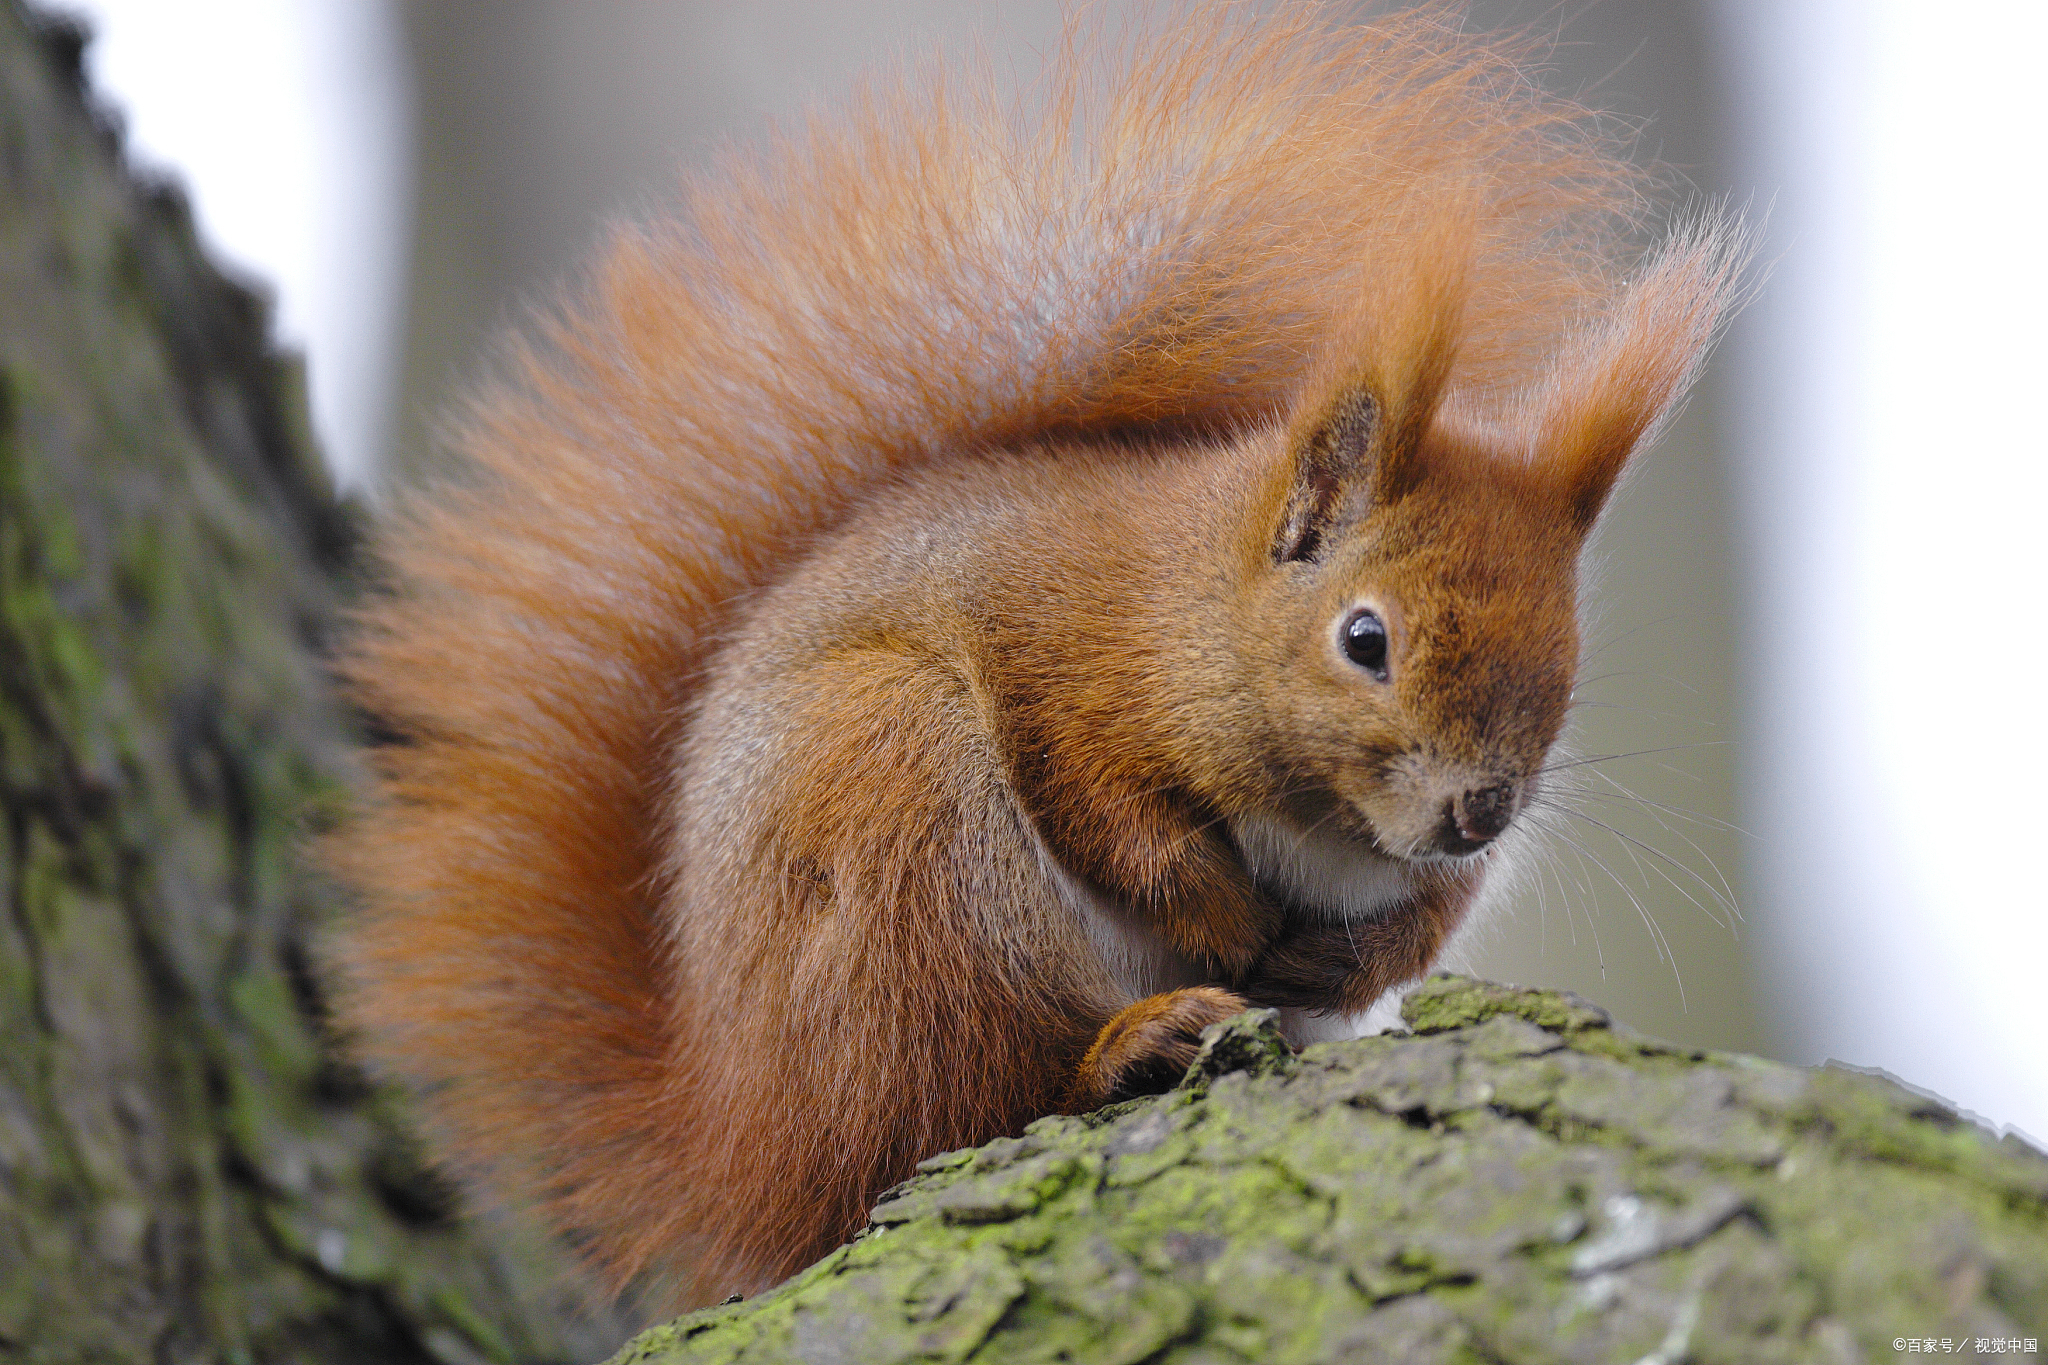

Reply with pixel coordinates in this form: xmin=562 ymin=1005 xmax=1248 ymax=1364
xmin=1454 ymin=783 xmax=1517 ymax=844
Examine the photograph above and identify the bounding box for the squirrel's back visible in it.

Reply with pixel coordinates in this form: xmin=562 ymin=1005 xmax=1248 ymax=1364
xmin=330 ymin=1 xmax=1733 ymax=1303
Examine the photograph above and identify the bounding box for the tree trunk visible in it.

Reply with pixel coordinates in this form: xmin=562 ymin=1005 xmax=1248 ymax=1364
xmin=0 ymin=7 xmax=627 ymax=1361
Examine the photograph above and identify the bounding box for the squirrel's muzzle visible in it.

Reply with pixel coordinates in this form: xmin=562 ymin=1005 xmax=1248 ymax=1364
xmin=1433 ymin=781 xmax=1520 ymax=855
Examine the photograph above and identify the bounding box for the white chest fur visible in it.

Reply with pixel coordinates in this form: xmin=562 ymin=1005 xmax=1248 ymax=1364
xmin=1227 ymin=809 xmax=1417 ymax=925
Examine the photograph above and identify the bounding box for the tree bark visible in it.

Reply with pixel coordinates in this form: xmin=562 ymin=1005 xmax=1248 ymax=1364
xmin=0 ymin=7 xmax=627 ymax=1361
xmin=615 ymin=980 xmax=2048 ymax=1364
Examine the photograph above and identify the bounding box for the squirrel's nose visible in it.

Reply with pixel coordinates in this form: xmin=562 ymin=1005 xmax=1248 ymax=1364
xmin=1452 ymin=783 xmax=1517 ymax=844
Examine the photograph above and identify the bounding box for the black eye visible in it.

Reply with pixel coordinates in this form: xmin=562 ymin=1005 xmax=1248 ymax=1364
xmin=1341 ymin=609 xmax=1389 ymax=679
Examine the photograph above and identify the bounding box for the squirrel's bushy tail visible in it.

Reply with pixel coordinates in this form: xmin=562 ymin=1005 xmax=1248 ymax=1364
xmin=330 ymin=1 xmax=1670 ymax=1300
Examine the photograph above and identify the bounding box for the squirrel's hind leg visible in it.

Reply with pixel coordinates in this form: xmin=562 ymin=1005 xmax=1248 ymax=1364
xmin=1065 ymin=985 xmax=1250 ymax=1109
xmin=670 ymin=645 xmax=1127 ymax=1282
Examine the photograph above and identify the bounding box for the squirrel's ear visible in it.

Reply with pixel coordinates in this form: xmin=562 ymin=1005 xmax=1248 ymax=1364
xmin=1274 ymin=234 xmax=1469 ymax=564
xmin=1538 ymin=215 xmax=1752 ymax=532
xmin=1274 ymin=383 xmax=1382 ymax=565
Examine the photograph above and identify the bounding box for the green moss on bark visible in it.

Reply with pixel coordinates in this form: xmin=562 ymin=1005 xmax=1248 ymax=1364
xmin=615 ymin=981 xmax=2047 ymax=1365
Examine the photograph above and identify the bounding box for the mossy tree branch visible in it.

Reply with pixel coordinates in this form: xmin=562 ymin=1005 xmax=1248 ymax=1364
xmin=617 ymin=981 xmax=2047 ymax=1364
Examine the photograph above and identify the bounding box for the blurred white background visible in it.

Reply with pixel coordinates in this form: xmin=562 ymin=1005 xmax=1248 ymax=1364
xmin=65 ymin=0 xmax=411 ymax=489
xmin=59 ymin=0 xmax=2047 ymax=1141
xmin=1717 ymin=0 xmax=2048 ymax=1139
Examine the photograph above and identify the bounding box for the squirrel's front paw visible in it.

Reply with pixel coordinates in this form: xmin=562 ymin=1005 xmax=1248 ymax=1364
xmin=1067 ymin=985 xmax=1249 ymax=1110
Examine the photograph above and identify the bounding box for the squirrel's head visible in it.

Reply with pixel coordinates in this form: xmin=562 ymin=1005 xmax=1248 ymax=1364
xmin=1228 ymin=223 xmax=1739 ymax=865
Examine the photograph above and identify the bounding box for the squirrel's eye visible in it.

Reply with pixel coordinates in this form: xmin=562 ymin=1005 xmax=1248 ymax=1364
xmin=1341 ymin=609 xmax=1390 ymax=680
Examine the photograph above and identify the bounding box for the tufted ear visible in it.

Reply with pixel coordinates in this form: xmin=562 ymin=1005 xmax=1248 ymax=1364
xmin=1537 ymin=214 xmax=1752 ymax=532
xmin=1273 ymin=231 xmax=1471 ymax=564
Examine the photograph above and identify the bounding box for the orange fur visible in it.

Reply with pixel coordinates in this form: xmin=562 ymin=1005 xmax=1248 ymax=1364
xmin=327 ymin=2 xmax=1746 ymax=1307
xmin=1070 ymin=987 xmax=1253 ymax=1108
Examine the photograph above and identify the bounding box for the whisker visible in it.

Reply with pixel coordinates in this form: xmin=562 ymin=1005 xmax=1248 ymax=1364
xmin=1545 ymin=775 xmax=1749 ymax=922
xmin=1556 ymin=807 xmax=1735 ymax=932
xmin=1570 ymin=670 xmax=1634 ymax=693
xmin=1573 ymin=666 xmax=1706 ymax=700
xmin=1547 ymin=824 xmax=1686 ymax=1007
xmin=1522 ymin=804 xmax=1602 ymax=970
xmin=1526 ymin=811 xmax=1567 ymax=957
xmin=1536 ymin=742 xmax=1731 ymax=778
xmin=1540 ymin=783 xmax=1749 ymax=838
xmin=1575 ymin=613 xmax=1684 ymax=668
xmin=1546 ymin=818 xmax=1610 ymax=977
xmin=1566 ymin=700 xmax=1719 ymax=727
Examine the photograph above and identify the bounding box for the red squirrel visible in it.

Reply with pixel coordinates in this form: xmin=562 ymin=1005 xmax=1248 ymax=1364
xmin=329 ymin=2 xmax=1747 ymax=1305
